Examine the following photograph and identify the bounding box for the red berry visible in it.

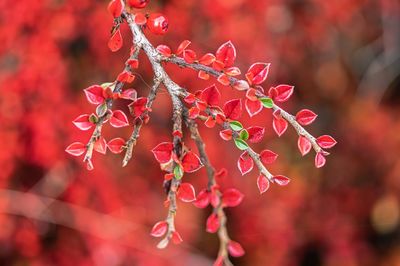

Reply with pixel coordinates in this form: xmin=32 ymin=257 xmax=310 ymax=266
xmin=127 ymin=0 xmax=148 ymax=9
xmin=147 ymin=13 xmax=169 ymax=35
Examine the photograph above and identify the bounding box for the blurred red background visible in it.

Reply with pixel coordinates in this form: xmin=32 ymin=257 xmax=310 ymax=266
xmin=1 ymin=0 xmax=400 ymax=265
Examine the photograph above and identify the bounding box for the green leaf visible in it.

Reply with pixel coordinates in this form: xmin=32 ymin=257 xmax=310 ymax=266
xmin=173 ymin=165 xmax=183 ymax=180
xmin=234 ymin=138 xmax=249 ymax=150
xmin=96 ymin=102 xmax=108 ymax=117
xmin=260 ymin=97 xmax=274 ymax=108
xmin=89 ymin=113 xmax=98 ymax=124
xmin=229 ymin=121 xmax=243 ymax=131
xmin=239 ymin=129 xmax=249 ymax=141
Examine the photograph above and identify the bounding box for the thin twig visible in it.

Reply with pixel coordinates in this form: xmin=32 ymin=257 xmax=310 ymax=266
xmin=123 ymin=77 xmax=162 ymax=166
xmin=199 ymin=108 xmax=276 ymax=182
xmin=184 ymin=114 xmax=233 ymax=265
xmin=157 ymin=95 xmax=184 ymax=249
xmin=83 ymin=46 xmax=142 ymax=167
xmin=165 ymin=56 xmax=322 ymax=153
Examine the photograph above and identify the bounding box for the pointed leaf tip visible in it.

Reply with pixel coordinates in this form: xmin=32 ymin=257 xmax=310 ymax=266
xmin=65 ymin=142 xmax=86 ymax=157
xmin=150 ymin=221 xmax=168 ymax=237
xmin=110 ymin=110 xmax=129 ymax=128
xmin=257 ymin=174 xmax=270 ymax=194
xmin=177 ymin=183 xmax=196 ymax=202
xmin=237 ymin=151 xmax=254 ymax=175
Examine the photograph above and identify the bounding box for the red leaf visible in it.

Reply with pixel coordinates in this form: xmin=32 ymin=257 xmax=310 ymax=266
xmin=260 ymin=149 xmax=278 ymax=164
xmin=128 ymin=0 xmax=149 ymax=8
xmin=110 ymin=110 xmax=129 ymax=128
xmin=183 ymin=49 xmax=197 ymax=63
xmin=103 ymin=86 xmax=113 ymax=99
xmin=129 ymin=97 xmax=148 ymax=117
xmin=315 ymin=152 xmax=326 ymax=168
xmin=107 ymin=138 xmax=125 ymax=154
xmin=269 ymin=84 xmax=294 ymax=102
xmin=108 ymin=29 xmax=123 ymax=52
xmin=216 ymin=168 xmax=227 ymax=178
xmin=196 ymin=101 xmax=208 ymax=111
xmin=134 ymin=12 xmax=147 ymax=25
xmin=222 ymin=188 xmax=244 ymax=207
xmin=84 ymin=85 xmax=105 ymax=105
xmin=199 ymin=53 xmax=215 ymax=65
xmin=273 ymin=117 xmax=288 ymax=137
xmin=257 ymin=174 xmax=270 ymax=194
xmin=219 ymin=129 xmax=233 ymax=141
xmin=201 ymin=84 xmax=221 ymax=106
xmin=184 ymin=93 xmax=196 ymax=104
xmin=233 ymin=80 xmax=250 ymax=91
xmin=172 ymin=231 xmax=183 ymax=244
xmin=215 ymin=113 xmax=226 ymax=124
xmin=314 ymin=152 xmax=326 ymax=168
xmin=73 ymin=114 xmax=93 ymax=131
xmin=150 ymin=221 xmax=168 ymax=237
xmin=188 ymin=107 xmax=200 ymax=119
xmin=65 ymin=142 xmax=86 ymax=157
xmin=204 ymin=116 xmax=216 ymax=128
xmin=237 ymin=151 xmax=253 ymax=175
xmin=117 ymin=71 xmax=135 ymax=83
xmin=206 ymin=213 xmax=220 ymax=233
xmin=245 ymin=88 xmax=258 ymax=101
xmin=151 ymin=142 xmax=173 ymax=164
xmin=316 ymin=135 xmax=337 ymax=149
xmin=272 ymin=109 xmax=281 ymax=119
xmin=298 ymin=136 xmax=312 ymax=156
xmin=156 ymin=44 xmax=172 ymax=57
xmin=94 ymin=137 xmax=107 ymax=154
xmin=194 ymin=189 xmax=210 ymax=208
xmin=182 ymin=151 xmax=202 ymax=173
xmin=223 ymin=99 xmax=242 ymax=120
xmin=296 ymin=109 xmax=318 ymax=126
xmin=198 ymin=70 xmax=209 ymax=80
xmin=176 ymin=40 xmax=191 ymax=55
xmin=246 ymin=62 xmax=270 ymax=85
xmin=225 ymin=67 xmax=241 ymax=76
xmin=212 ymin=60 xmax=225 ymax=71
xmin=164 ymin=173 xmax=174 ymax=181
xmin=228 ymin=240 xmax=245 ymax=257
xmin=120 ymin=88 xmax=137 ymax=100
xmin=126 ymin=58 xmax=139 ymax=69
xmin=215 ymin=41 xmax=236 ymax=68
xmin=177 ymin=183 xmax=196 ymax=203
xmin=247 ymin=126 xmax=265 ymax=143
xmin=172 ymin=130 xmax=183 ymax=138
xmin=107 ymin=0 xmax=123 ymax=18
xmin=245 ymin=99 xmax=263 ymax=117
xmin=217 ymin=73 xmax=230 ymax=86
xmin=210 ymin=190 xmax=220 ymax=208
xmin=273 ymin=175 xmax=290 ymax=186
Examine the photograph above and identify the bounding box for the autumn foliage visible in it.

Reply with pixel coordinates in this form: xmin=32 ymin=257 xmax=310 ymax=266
xmin=1 ymin=0 xmax=399 ymax=265
xmin=65 ymin=0 xmax=337 ymax=264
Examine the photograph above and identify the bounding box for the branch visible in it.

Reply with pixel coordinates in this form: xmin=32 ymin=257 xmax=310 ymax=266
xmin=125 ymin=13 xmax=186 ymax=98
xmin=157 ymin=95 xmax=184 ymax=249
xmin=199 ymin=109 xmax=276 ymax=182
xmin=83 ymin=46 xmax=141 ymax=168
xmin=123 ymin=77 xmax=162 ymax=166
xmin=185 ymin=117 xmax=215 ymax=187
xmin=185 ymin=118 xmax=233 ymax=266
xmin=121 ymin=10 xmax=312 ymax=264
xmin=165 ymin=56 xmax=323 ymax=154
